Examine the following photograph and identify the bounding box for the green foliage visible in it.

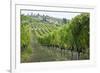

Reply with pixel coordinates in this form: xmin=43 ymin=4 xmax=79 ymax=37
xmin=70 ymin=13 xmax=89 ymax=51
xmin=21 ymin=20 xmax=32 ymax=62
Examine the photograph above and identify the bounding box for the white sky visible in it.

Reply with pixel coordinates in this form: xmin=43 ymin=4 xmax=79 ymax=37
xmin=21 ymin=10 xmax=81 ymax=19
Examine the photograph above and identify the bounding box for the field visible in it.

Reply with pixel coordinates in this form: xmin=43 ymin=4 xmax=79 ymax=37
xmin=20 ymin=11 xmax=90 ymax=63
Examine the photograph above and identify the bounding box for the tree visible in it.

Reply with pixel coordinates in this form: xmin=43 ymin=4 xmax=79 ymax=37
xmin=43 ymin=15 xmax=47 ymax=22
xmin=69 ymin=13 xmax=89 ymax=59
xmin=62 ymin=18 xmax=67 ymax=24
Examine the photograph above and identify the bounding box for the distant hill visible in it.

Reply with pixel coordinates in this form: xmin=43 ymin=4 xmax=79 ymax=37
xmin=27 ymin=14 xmax=70 ymax=25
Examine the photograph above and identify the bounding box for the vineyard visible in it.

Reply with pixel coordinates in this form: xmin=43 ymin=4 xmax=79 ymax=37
xmin=21 ymin=12 xmax=90 ymax=63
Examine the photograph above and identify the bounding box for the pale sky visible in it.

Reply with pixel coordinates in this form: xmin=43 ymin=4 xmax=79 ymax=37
xmin=21 ymin=10 xmax=81 ymax=19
